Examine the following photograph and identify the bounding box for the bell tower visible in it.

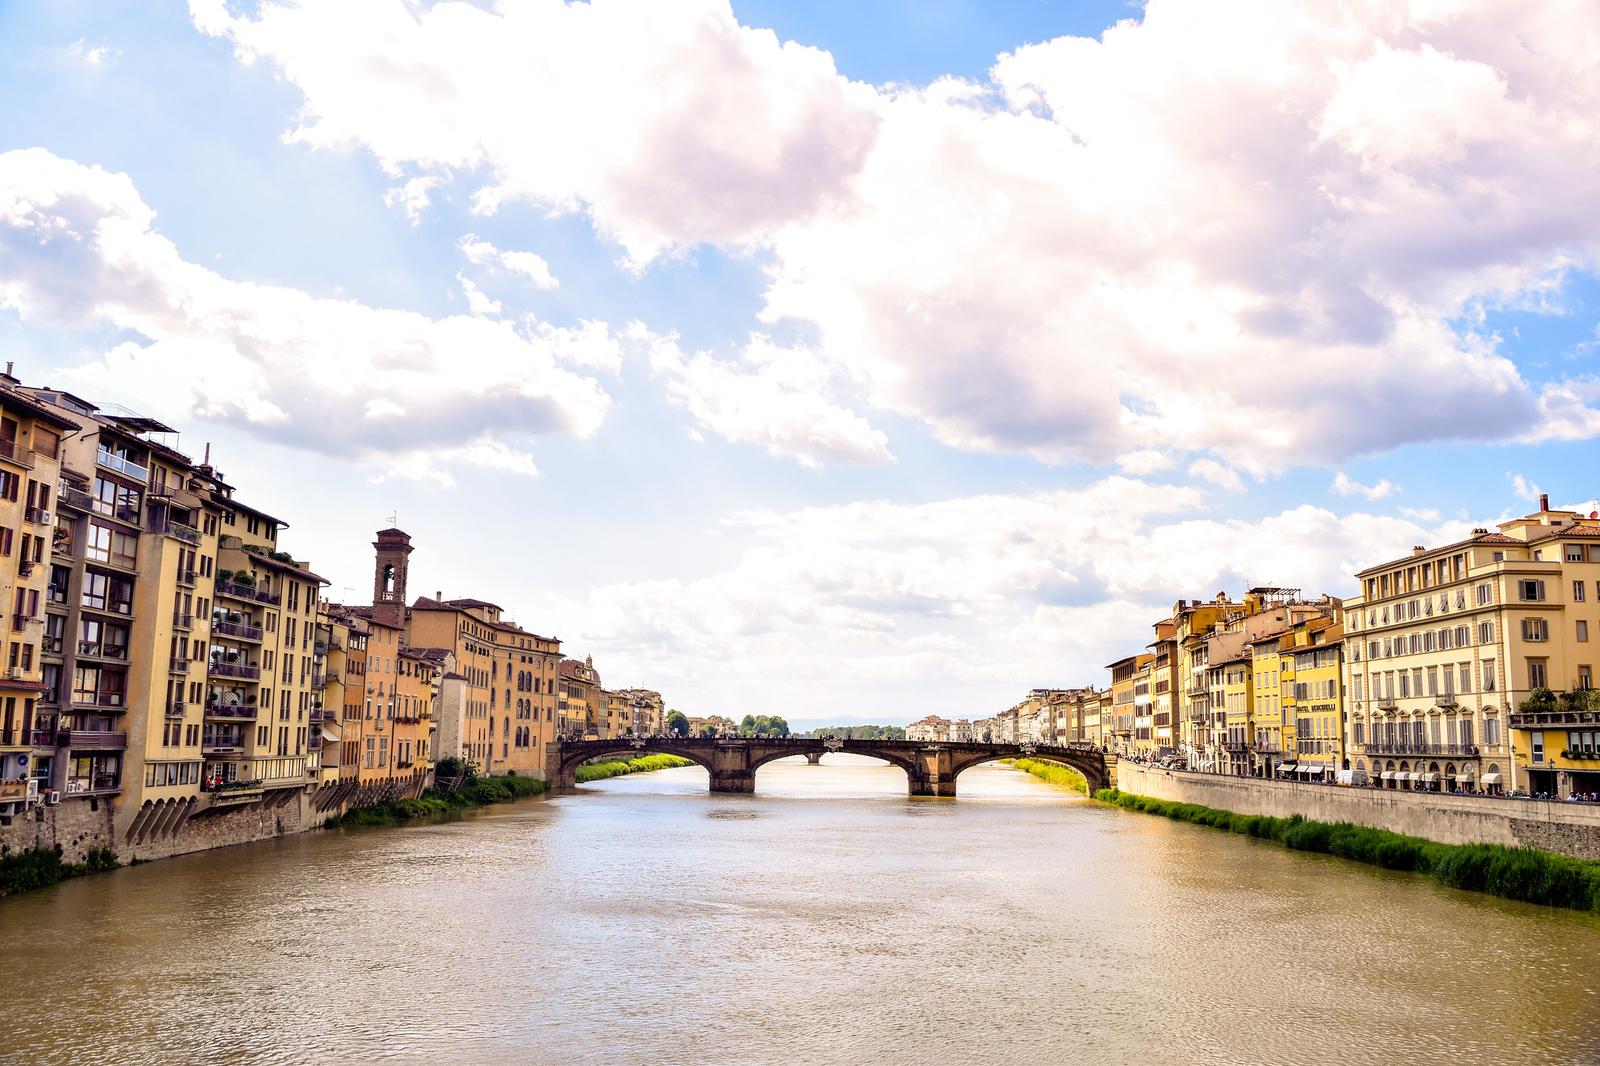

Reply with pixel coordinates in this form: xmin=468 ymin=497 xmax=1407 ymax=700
xmin=373 ymin=527 xmax=413 ymax=629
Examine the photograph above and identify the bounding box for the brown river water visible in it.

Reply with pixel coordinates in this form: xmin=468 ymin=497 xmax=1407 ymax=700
xmin=2 ymin=754 xmax=1599 ymax=1065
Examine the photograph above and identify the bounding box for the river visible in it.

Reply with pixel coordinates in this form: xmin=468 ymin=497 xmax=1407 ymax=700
xmin=3 ymin=754 xmax=1599 ymax=1065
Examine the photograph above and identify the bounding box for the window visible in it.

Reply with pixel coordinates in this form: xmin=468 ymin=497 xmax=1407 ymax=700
xmin=1529 ymin=660 xmax=1548 ymax=689
xmin=1569 ymin=545 xmax=1586 ymax=563
xmin=1476 ymin=583 xmax=1493 ymax=606
xmin=1531 ymin=730 xmax=1545 ymax=764
xmin=1580 ymin=621 xmax=1590 ymax=643
xmin=84 ymin=522 xmax=138 ymax=569
xmin=1581 ymin=666 xmax=1594 ymax=690
xmin=1518 ymin=579 xmax=1546 ymax=602
xmin=1478 ymin=621 xmax=1494 ymax=644
xmin=1485 ymin=718 xmax=1500 ymax=746
xmin=1522 ymin=618 xmax=1549 ymax=642
xmin=1483 ymin=660 xmax=1496 ymax=692
xmin=1576 ymin=581 xmax=1588 ymax=603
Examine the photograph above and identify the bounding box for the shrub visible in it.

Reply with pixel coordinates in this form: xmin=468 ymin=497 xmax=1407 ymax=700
xmin=1093 ymin=788 xmax=1600 ymax=914
xmin=1012 ymin=758 xmax=1088 ymax=794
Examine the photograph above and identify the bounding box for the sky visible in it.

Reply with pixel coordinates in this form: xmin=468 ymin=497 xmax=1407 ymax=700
xmin=2 ymin=0 xmax=1599 ymax=725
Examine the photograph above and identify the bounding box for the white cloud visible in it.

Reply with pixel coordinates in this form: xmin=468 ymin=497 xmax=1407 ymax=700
xmin=196 ymin=0 xmax=1600 ymax=476
xmin=645 ymin=331 xmax=892 ymax=468
xmin=1188 ymin=458 xmax=1244 ymax=493
xmin=1509 ymin=473 xmax=1543 ymax=504
xmin=456 ymin=272 xmax=502 ymax=316
xmin=68 ymin=39 xmax=114 ymax=66
xmin=0 ymin=148 xmax=625 ymax=480
xmin=382 ymin=175 xmax=441 ymax=224
xmin=1400 ymin=507 xmax=1441 ymax=521
xmin=556 ymin=479 xmax=1454 ymax=715
xmin=459 ymin=234 xmax=558 ymax=290
xmin=1331 ymin=471 xmax=1398 ymax=500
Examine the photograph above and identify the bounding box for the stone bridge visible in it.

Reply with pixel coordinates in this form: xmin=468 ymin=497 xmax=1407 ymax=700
xmin=547 ymin=737 xmax=1109 ymax=797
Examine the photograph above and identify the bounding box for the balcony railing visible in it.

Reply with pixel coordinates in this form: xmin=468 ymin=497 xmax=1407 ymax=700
xmin=310 ymin=672 xmax=325 ymax=689
xmin=1376 ymin=696 xmax=1398 ymax=710
xmin=29 ymin=728 xmax=55 ymax=746
xmin=204 ymin=702 xmax=256 ymax=720
xmin=1509 ymin=709 xmax=1600 ymax=729
xmin=170 ymin=656 xmax=191 ymax=673
xmin=11 ymin=613 xmax=38 ymax=629
xmin=78 ymin=641 xmax=130 ymax=662
xmin=166 ymin=701 xmax=186 ymax=718
xmin=202 ymin=736 xmax=245 ymax=753
xmin=41 ymin=637 xmax=63 ymax=656
xmin=57 ymin=486 xmax=94 ymax=512
xmin=175 ymin=568 xmax=197 ymax=586
xmin=209 ymin=661 xmax=260 ymax=680
xmin=1361 ymin=741 xmax=1479 ymax=757
xmin=163 ymin=521 xmax=201 ymax=546
xmin=59 ymin=730 xmax=128 ymax=749
xmin=172 ymin=612 xmax=193 ymax=630
xmin=65 ymin=773 xmax=120 ymax=794
xmin=308 ymin=735 xmax=323 ymax=750
xmin=0 ymin=438 xmax=35 ymax=468
xmin=213 ymin=620 xmax=263 ymax=641
xmin=96 ymin=450 xmax=148 ymax=482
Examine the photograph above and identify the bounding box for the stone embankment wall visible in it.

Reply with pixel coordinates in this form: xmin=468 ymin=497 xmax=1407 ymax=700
xmin=0 ymin=796 xmax=116 ymax=863
xmin=0 ymin=791 xmax=325 ymax=865
xmin=1115 ymin=764 xmax=1600 ymax=861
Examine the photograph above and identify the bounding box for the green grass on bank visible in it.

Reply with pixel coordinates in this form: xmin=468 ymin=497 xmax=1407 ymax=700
xmin=1013 ymin=758 xmax=1088 ymax=794
xmin=0 ymin=844 xmax=120 ymax=898
xmin=1094 ymin=787 xmax=1600 ymax=914
xmin=575 ymin=754 xmax=694 ymax=783
xmin=326 ymin=773 xmax=549 ymax=829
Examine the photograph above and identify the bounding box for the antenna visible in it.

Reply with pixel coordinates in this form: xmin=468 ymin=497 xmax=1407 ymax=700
xmin=385 ymin=510 xmax=398 ymax=526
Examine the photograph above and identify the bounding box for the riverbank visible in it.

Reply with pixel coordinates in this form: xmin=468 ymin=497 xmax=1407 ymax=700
xmin=326 ymin=773 xmax=549 ymax=828
xmin=1095 ymin=787 xmax=1600 ymax=914
xmin=1011 ymin=758 xmax=1087 ymax=793
xmin=575 ymin=754 xmax=694 ymax=783
xmin=0 ymin=844 xmax=120 ymax=898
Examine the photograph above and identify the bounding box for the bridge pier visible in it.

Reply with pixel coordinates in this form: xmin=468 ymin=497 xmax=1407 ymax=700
xmin=805 ymin=752 xmax=823 ymax=765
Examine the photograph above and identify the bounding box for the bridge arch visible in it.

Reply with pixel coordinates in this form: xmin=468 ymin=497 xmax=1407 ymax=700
xmin=553 ymin=741 xmax=715 ymax=789
xmin=746 ymin=745 xmax=927 ymax=788
xmin=943 ymin=748 xmax=1106 ymax=796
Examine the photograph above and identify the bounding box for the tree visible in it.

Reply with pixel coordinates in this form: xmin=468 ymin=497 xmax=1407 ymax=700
xmin=740 ymin=714 xmax=758 ymax=736
xmin=768 ymin=716 xmax=790 ymax=737
xmin=666 ymin=710 xmax=689 ymax=737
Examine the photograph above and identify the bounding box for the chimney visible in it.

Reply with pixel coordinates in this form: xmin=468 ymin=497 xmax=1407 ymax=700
xmin=1411 ymin=545 xmax=1425 ymax=556
xmin=1539 ymin=492 xmax=1550 ymax=512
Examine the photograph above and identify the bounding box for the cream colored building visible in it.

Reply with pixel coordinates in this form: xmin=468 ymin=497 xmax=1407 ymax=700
xmin=1345 ymin=496 xmax=1600 ymax=797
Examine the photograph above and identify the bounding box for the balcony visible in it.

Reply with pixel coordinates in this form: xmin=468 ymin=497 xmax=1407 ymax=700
xmin=1376 ymin=696 xmax=1398 ymax=710
xmin=1560 ymin=749 xmax=1600 ymax=761
xmin=209 ymin=661 xmax=260 ymax=681
xmin=1509 ymin=709 xmax=1600 ymax=729
xmin=24 ymin=506 xmax=51 ymax=525
xmin=174 ymin=568 xmax=198 ymax=587
xmin=59 ymin=730 xmax=128 ymax=749
xmin=322 ymin=668 xmax=341 ymax=685
xmin=307 ymin=735 xmax=323 ymax=750
xmin=41 ymin=636 xmax=63 ymax=656
xmin=78 ymin=641 xmax=130 ymax=663
xmin=310 ymin=671 xmax=325 ymax=689
xmin=29 ymin=728 xmax=56 ymax=746
xmin=11 ymin=613 xmax=38 ymax=630
xmin=163 ymin=521 xmax=201 ymax=546
xmin=204 ymin=702 xmax=256 ymax=721
xmin=1361 ymin=741 xmax=1480 ymax=757
xmin=65 ymin=773 xmax=121 ymax=795
xmin=214 ymin=580 xmax=258 ymax=602
xmin=170 ymin=656 xmax=191 ymax=673
xmin=1436 ymin=693 xmax=1461 ymax=708
xmin=202 ymin=736 xmax=245 ymax=755
xmin=0 ymin=438 xmax=35 ymax=469
xmin=309 ymin=708 xmax=333 ymax=723
xmin=96 ymin=449 xmax=148 ymax=482
xmin=213 ymin=619 xmax=263 ymax=642
xmin=166 ymin=701 xmax=186 ymax=718
xmin=172 ymin=611 xmax=193 ymax=630
xmin=57 ymin=485 xmax=94 ymax=512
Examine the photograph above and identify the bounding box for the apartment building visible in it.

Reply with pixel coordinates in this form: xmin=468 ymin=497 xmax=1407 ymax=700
xmin=0 ymin=378 xmax=327 ymax=849
xmin=559 ymin=656 xmax=602 ymax=739
xmin=1105 ymin=654 xmax=1149 ymax=756
xmin=1345 ymin=496 xmax=1600 ymax=797
xmin=0 ymin=378 xmax=74 ymax=821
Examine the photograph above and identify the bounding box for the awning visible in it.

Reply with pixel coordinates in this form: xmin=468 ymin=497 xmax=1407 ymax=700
xmin=1277 ymin=763 xmax=1297 ymax=773
xmin=1380 ymin=771 xmax=1395 ymax=780
xmin=1481 ymin=773 xmax=1502 ymax=785
xmin=1420 ymin=772 xmax=1440 ymax=783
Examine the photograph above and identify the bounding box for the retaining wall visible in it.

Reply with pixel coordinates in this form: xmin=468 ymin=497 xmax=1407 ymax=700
xmin=1115 ymin=764 xmax=1600 ymax=861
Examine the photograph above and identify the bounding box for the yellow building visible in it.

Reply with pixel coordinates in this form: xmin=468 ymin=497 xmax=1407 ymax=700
xmin=1148 ymin=620 xmax=1177 ymax=754
xmin=559 ymin=656 xmax=602 ymax=738
xmin=1105 ymin=654 xmax=1151 ymax=757
xmin=1346 ymin=495 xmax=1600 ymax=797
xmin=0 ymin=379 xmax=74 ymax=820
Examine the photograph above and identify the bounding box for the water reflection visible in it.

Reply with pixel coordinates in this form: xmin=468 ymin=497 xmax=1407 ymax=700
xmin=2 ymin=755 xmax=1597 ymax=1065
